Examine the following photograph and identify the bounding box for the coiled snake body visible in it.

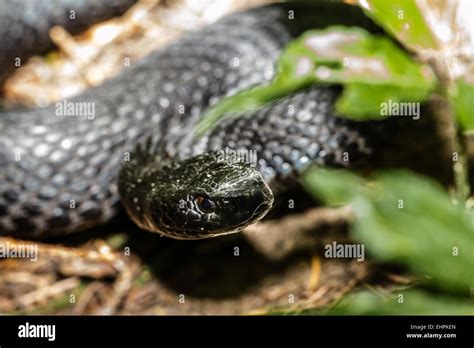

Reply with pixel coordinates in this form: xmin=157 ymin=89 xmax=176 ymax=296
xmin=0 ymin=2 xmax=379 ymax=239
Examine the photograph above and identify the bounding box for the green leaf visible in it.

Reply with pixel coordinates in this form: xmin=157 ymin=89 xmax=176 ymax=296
xmin=302 ymin=168 xmax=474 ymax=294
xmin=195 ymin=26 xmax=437 ymax=136
xmin=301 ymin=169 xmax=365 ymax=205
xmin=357 ymin=0 xmax=439 ymax=51
xmin=309 ymin=290 xmax=474 ymax=315
xmin=336 ymin=83 xmax=430 ymax=120
xmin=284 ymin=27 xmax=436 ymax=120
xmin=451 ymin=79 xmax=474 ymax=132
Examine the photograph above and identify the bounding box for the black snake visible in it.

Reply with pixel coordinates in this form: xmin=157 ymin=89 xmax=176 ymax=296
xmin=0 ymin=1 xmax=383 ymax=239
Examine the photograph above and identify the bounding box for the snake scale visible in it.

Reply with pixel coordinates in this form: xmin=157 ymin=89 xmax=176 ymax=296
xmin=0 ymin=1 xmax=382 ymax=239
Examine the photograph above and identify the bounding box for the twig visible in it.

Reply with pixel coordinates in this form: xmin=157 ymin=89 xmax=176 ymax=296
xmin=16 ymin=277 xmax=80 ymax=309
xmin=72 ymin=281 xmax=105 ymax=315
xmin=94 ymin=261 xmax=140 ymax=315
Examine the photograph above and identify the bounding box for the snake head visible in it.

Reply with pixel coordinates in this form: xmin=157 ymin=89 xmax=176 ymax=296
xmin=146 ymin=151 xmax=274 ymax=239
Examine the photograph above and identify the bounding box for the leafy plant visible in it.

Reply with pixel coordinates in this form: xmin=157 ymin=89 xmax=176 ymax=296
xmin=302 ymin=168 xmax=474 ymax=295
xmin=356 ymin=0 xmax=439 ymax=51
xmin=308 ymin=290 xmax=474 ymax=315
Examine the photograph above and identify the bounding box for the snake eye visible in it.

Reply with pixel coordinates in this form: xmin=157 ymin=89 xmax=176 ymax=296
xmin=196 ymin=196 xmax=216 ymax=212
